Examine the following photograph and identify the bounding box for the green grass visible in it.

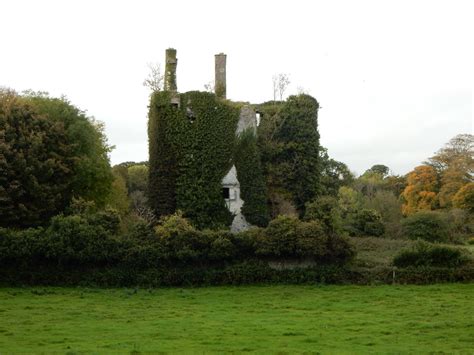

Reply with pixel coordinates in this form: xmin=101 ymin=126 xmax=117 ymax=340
xmin=0 ymin=285 xmax=473 ymax=353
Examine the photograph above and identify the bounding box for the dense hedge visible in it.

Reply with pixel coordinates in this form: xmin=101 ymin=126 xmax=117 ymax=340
xmin=393 ymin=242 xmax=469 ymax=268
xmin=2 ymin=211 xmax=471 ymax=287
xmin=148 ymin=91 xmax=239 ymax=228
xmin=0 ymin=213 xmax=354 ymax=285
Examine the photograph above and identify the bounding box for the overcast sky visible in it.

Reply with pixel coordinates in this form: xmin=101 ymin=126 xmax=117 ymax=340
xmin=1 ymin=0 xmax=472 ymax=175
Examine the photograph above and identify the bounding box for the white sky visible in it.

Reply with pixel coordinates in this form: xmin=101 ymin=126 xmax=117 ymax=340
xmin=1 ymin=0 xmax=472 ymax=175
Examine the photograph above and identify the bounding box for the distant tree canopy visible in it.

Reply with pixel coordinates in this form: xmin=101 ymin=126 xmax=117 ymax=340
xmin=0 ymin=89 xmax=113 ymax=228
xmin=402 ymin=165 xmax=438 ymax=216
xmin=400 ymin=134 xmax=474 ymax=215
xmin=319 ymin=147 xmax=354 ymax=197
xmin=364 ymin=164 xmax=390 ymax=178
xmin=427 ymin=134 xmax=473 ymax=209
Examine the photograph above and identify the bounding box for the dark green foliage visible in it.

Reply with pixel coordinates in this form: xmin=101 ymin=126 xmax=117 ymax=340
xmin=304 ymin=195 xmax=343 ymax=234
xmin=0 ymin=92 xmax=73 ymax=227
xmin=350 ymin=209 xmax=385 ymax=237
xmin=364 ymin=164 xmax=390 ymax=178
xmin=319 ymin=147 xmax=354 ymax=196
xmin=401 ymin=211 xmax=450 ymax=242
xmin=23 ymin=91 xmax=114 ymax=208
xmin=148 ymin=91 xmax=239 ymax=228
xmin=234 ymin=128 xmax=269 ymax=226
xmin=393 ymin=242 xmax=468 ymax=268
xmin=148 ymin=91 xmax=178 ymax=218
xmin=0 ymin=90 xmax=113 ymax=228
xmin=257 ymin=95 xmax=321 ymax=215
xmin=0 ymin=212 xmax=121 ymax=268
xmin=255 ymin=215 xmax=354 ymax=264
xmin=0 ymin=210 xmax=356 ymax=285
xmin=1 ymin=211 xmax=473 ymax=286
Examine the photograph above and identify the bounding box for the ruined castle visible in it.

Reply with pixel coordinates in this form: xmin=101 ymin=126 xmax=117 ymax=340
xmin=156 ymin=48 xmax=260 ymax=232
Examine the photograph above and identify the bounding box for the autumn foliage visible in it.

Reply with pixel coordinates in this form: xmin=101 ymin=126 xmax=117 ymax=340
xmin=402 ymin=165 xmax=438 ymax=215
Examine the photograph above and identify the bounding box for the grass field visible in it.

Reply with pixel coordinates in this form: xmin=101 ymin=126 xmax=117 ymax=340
xmin=0 ymin=285 xmax=473 ymax=353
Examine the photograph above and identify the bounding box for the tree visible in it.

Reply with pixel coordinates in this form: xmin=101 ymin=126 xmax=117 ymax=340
xmin=272 ymin=73 xmax=290 ymax=101
xmin=128 ymin=164 xmax=148 ymax=194
xmin=0 ymin=89 xmax=113 ymax=228
xmin=402 ymin=165 xmax=438 ymax=216
xmin=304 ymin=195 xmax=343 ymax=234
xmin=22 ymin=91 xmax=114 ymax=207
xmin=106 ymin=172 xmax=130 ymax=216
xmin=453 ymin=182 xmax=474 ymax=213
xmin=427 ymin=134 xmax=473 ymax=174
xmin=364 ymin=164 xmax=390 ymax=178
xmin=319 ymin=147 xmax=354 ymax=196
xmin=143 ymin=62 xmax=164 ymax=92
xmin=426 ymin=134 xmax=473 ymax=208
xmin=401 ymin=211 xmax=450 ymax=242
xmin=203 ymin=81 xmax=214 ymax=93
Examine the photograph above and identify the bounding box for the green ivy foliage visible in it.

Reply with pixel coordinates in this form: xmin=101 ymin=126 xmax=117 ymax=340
xmin=148 ymin=91 xmax=239 ymax=229
xmin=148 ymin=91 xmax=178 ymax=217
xmin=234 ymin=128 xmax=269 ymax=227
xmin=257 ymin=95 xmax=321 ymax=216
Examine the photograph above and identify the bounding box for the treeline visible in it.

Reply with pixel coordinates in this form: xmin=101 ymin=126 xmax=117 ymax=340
xmin=311 ymin=134 xmax=474 ymax=244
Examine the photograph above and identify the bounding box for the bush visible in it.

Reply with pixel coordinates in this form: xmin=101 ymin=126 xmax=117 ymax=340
xmin=351 ymin=209 xmax=385 ymax=237
xmin=401 ymin=211 xmax=450 ymax=242
xmin=393 ymin=242 xmax=468 ymax=268
xmin=304 ymin=196 xmax=343 ymax=234
xmin=256 ymin=215 xmax=299 ymax=257
xmin=255 ymin=215 xmax=354 ymax=264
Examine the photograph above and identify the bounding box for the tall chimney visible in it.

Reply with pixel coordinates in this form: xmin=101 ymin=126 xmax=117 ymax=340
xmin=215 ymin=53 xmax=226 ymax=99
xmin=164 ymin=48 xmax=177 ymax=91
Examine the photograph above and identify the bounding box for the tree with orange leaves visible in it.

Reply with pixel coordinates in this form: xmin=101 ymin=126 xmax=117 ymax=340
xmin=453 ymin=182 xmax=474 ymax=213
xmin=402 ymin=165 xmax=439 ymax=216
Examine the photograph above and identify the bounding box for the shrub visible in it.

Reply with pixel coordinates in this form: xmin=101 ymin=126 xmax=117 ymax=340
xmin=43 ymin=214 xmax=120 ymax=265
xmin=351 ymin=209 xmax=385 ymax=237
xmin=401 ymin=211 xmax=450 ymax=242
xmin=256 ymin=215 xmax=299 ymax=257
xmin=255 ymin=215 xmax=354 ymax=264
xmin=393 ymin=242 xmax=468 ymax=268
xmin=304 ymin=196 xmax=343 ymax=234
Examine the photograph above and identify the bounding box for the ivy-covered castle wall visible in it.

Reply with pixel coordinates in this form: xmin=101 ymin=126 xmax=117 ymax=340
xmin=148 ymin=90 xmax=240 ymax=229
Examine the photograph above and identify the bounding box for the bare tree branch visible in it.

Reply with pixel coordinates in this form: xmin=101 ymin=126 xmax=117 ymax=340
xmin=143 ymin=62 xmax=164 ymax=92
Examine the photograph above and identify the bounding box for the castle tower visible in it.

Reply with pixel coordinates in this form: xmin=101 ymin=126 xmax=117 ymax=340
xmin=164 ymin=48 xmax=177 ymax=91
xmin=215 ymin=53 xmax=226 ymax=99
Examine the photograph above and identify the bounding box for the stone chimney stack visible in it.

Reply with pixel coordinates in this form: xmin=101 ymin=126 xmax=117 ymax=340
xmin=164 ymin=48 xmax=177 ymax=91
xmin=215 ymin=53 xmax=227 ymax=99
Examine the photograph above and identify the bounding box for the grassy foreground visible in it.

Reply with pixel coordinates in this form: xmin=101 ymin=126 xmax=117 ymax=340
xmin=0 ymin=285 xmax=472 ymax=353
